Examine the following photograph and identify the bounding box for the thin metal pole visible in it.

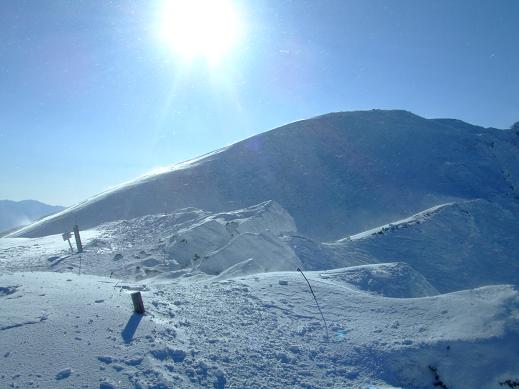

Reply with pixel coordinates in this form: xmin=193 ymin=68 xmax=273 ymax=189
xmin=297 ymin=267 xmax=330 ymax=341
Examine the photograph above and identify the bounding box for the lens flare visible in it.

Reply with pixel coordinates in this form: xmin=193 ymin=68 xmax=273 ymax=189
xmin=158 ymin=0 xmax=243 ymax=65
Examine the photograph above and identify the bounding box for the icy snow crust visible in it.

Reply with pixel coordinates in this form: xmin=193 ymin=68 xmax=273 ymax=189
xmin=2 ymin=110 xmax=519 ymax=387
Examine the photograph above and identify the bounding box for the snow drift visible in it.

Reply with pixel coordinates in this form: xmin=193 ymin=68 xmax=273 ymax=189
xmin=318 ymin=262 xmax=439 ymax=297
xmin=322 ymin=198 xmax=519 ymax=293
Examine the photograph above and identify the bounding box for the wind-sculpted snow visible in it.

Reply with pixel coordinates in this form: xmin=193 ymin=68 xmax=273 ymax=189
xmin=3 ymin=198 xmax=519 ymax=294
xmin=0 ymin=201 xmax=305 ymax=279
xmin=327 ymin=198 xmax=519 ymax=293
xmin=9 ymin=110 xmax=519 ymax=240
xmin=318 ymin=262 xmax=439 ymax=297
xmin=198 ymin=231 xmax=301 ymax=275
xmin=2 ymin=198 xmax=519 ymax=387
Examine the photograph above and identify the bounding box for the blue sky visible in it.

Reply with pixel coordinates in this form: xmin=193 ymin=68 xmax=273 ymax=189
xmin=1 ymin=0 xmax=518 ymax=206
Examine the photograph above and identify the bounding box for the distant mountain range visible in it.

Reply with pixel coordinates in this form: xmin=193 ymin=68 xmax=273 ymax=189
xmin=0 ymin=200 xmax=64 ymax=234
xmin=10 ymin=109 xmax=519 ymax=241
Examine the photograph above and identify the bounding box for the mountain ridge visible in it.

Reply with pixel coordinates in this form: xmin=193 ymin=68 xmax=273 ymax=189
xmin=9 ymin=109 xmax=519 ymax=240
xmin=0 ymin=199 xmax=64 ymax=234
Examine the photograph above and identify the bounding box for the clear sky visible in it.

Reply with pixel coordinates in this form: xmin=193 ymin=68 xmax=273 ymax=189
xmin=1 ymin=0 xmax=518 ymax=206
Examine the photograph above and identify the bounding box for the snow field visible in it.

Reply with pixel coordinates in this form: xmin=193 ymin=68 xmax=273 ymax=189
xmin=1 ymin=271 xmax=518 ymax=388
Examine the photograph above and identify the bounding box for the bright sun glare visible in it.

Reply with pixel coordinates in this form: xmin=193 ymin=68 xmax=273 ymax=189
xmin=159 ymin=0 xmax=242 ymax=65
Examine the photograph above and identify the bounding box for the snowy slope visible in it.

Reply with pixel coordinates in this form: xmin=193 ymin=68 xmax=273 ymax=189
xmin=10 ymin=110 xmax=519 ymax=240
xmin=1 ymin=271 xmax=518 ymax=389
xmin=3 ymin=198 xmax=519 ymax=294
xmin=316 ymin=198 xmax=519 ymax=293
xmin=318 ymin=262 xmax=439 ymax=297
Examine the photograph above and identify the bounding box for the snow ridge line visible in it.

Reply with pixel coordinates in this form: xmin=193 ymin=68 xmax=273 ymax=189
xmin=347 ymin=202 xmax=455 ymax=241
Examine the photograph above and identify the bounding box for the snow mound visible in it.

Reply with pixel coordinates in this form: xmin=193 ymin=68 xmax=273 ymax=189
xmin=328 ymin=198 xmax=519 ymax=292
xmin=212 ymin=258 xmax=271 ymax=280
xmin=166 ymin=219 xmax=233 ymax=268
xmin=162 ymin=200 xmax=297 ymax=274
xmin=164 ymin=200 xmax=296 ymax=271
xmin=0 ymin=201 xmax=302 ymax=279
xmin=318 ymin=262 xmax=439 ymax=297
xmin=347 ymin=202 xmax=452 ymax=241
xmin=199 ymin=231 xmax=301 ymax=274
xmin=212 ymin=200 xmax=296 ymax=235
xmin=4 ymin=198 xmax=519 ymax=292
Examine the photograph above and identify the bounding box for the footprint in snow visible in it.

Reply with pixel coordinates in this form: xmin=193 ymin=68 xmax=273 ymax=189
xmin=150 ymin=347 xmax=187 ymax=363
xmin=97 ymin=356 xmax=114 ymax=364
xmin=0 ymin=285 xmax=20 ymax=297
xmin=55 ymin=368 xmax=72 ymax=380
xmin=123 ymin=357 xmax=143 ymax=366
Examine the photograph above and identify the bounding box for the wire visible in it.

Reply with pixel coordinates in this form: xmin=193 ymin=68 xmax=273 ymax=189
xmin=297 ymin=267 xmax=330 ymax=341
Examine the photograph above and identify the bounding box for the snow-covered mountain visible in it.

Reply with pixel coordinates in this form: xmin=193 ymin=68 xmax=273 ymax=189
xmin=2 ymin=110 xmax=519 ymax=388
xmin=5 ymin=109 xmax=519 ymax=291
xmin=0 ymin=199 xmax=64 ymax=234
xmin=10 ymin=110 xmax=519 ymax=240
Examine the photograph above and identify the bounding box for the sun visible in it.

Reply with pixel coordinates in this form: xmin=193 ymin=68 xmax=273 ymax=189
xmin=158 ymin=0 xmax=243 ymax=65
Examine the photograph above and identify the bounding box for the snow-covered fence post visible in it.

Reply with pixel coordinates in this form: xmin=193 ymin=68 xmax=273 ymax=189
xmin=131 ymin=292 xmax=145 ymax=314
xmin=73 ymin=224 xmax=83 ymax=253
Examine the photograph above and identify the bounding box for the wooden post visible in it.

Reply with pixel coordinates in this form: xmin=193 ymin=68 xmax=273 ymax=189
xmin=131 ymin=292 xmax=145 ymax=314
xmin=73 ymin=224 xmax=83 ymax=253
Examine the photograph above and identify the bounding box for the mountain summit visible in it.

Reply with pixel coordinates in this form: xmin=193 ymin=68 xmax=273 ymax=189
xmin=11 ymin=110 xmax=519 ymax=240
